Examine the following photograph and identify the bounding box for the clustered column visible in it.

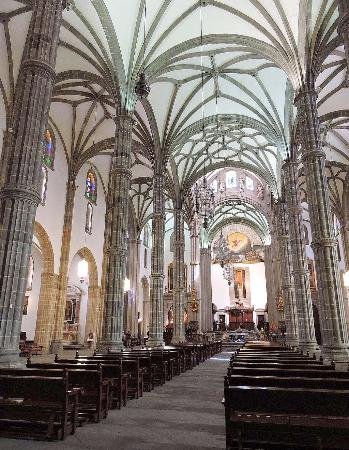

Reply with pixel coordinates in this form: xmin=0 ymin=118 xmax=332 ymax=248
xmin=172 ymin=207 xmax=186 ymax=343
xmin=147 ymin=164 xmax=165 ymax=347
xmin=51 ymin=176 xmax=77 ymax=352
xmin=100 ymin=114 xmax=133 ymax=351
xmin=0 ymin=0 xmax=64 ymax=364
xmin=274 ymin=201 xmax=299 ymax=347
xmin=127 ymin=238 xmax=141 ymax=335
xmin=295 ymin=86 xmax=349 ymax=364
xmin=338 ymin=0 xmax=349 ymax=82
xmin=283 ymin=159 xmax=318 ymax=355
xmin=200 ymin=247 xmax=212 ymax=332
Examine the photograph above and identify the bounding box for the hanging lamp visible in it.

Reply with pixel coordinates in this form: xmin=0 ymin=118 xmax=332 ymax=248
xmin=135 ymin=0 xmax=151 ymax=99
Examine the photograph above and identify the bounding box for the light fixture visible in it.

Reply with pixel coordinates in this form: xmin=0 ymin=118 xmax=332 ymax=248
xmin=124 ymin=277 xmax=131 ymax=292
xmin=194 ymin=176 xmax=215 ymax=229
xmin=135 ymin=0 xmax=151 ymax=99
xmin=78 ymin=258 xmax=88 ymax=283
xmin=223 ymin=263 xmax=234 ymax=286
xmin=343 ymin=271 xmax=349 ymax=288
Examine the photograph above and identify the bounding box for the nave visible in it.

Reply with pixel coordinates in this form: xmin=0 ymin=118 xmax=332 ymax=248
xmin=1 ymin=348 xmax=228 ymax=450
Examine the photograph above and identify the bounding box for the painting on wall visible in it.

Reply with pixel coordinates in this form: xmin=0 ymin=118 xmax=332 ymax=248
xmin=227 ymin=232 xmax=250 ymax=254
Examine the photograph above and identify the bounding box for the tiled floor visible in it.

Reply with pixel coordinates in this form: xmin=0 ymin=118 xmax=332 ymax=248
xmin=0 ymin=352 xmax=231 ymax=450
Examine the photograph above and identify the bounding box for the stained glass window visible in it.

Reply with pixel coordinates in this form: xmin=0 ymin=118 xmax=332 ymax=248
xmin=41 ymin=166 xmax=48 ymax=205
xmin=85 ymin=169 xmax=97 ymax=204
xmin=226 ymin=171 xmax=237 ymax=188
xmin=246 ymin=176 xmax=254 ymax=190
xmin=43 ymin=129 xmax=55 ymax=170
xmin=85 ymin=202 xmax=93 ymax=234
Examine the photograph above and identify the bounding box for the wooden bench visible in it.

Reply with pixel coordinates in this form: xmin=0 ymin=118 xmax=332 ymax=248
xmin=26 ymin=362 xmax=110 ymax=423
xmin=224 ymin=385 xmax=349 ymax=449
xmin=0 ymin=374 xmax=79 ymax=440
xmin=228 ymin=366 xmax=349 ymax=379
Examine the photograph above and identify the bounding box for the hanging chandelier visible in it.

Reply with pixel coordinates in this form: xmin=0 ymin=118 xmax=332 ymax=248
xmin=222 ymin=263 xmax=234 ymax=286
xmin=194 ymin=176 xmax=215 ymax=229
xmin=213 ymin=230 xmax=231 ymax=267
xmin=135 ymin=0 xmax=151 ymax=99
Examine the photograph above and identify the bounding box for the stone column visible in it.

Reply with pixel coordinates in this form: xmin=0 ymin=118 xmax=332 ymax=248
xmin=0 ymin=0 xmax=64 ymax=364
xmin=200 ymin=247 xmax=212 ymax=332
xmin=147 ymin=165 xmax=165 ymax=347
xmin=34 ymin=272 xmax=59 ymax=352
xmin=128 ymin=238 xmax=141 ymax=335
xmin=283 ymin=159 xmax=318 ymax=355
xmin=99 ymin=114 xmax=133 ymax=351
xmin=338 ymin=0 xmax=349 ymax=84
xmin=264 ymin=245 xmax=277 ymax=326
xmin=294 ymin=85 xmax=349 ymax=364
xmin=341 ymin=174 xmax=349 ymax=269
xmin=141 ymin=276 xmax=150 ymax=336
xmin=51 ymin=177 xmax=76 ymax=352
xmin=275 ymin=201 xmax=299 ymax=347
xmin=172 ymin=208 xmax=186 ymax=343
xmin=190 ymin=220 xmax=200 ymax=328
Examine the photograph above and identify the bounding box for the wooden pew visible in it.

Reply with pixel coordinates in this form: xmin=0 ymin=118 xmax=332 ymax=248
xmin=228 ymin=366 xmax=349 ymax=379
xmin=0 ymin=374 xmax=79 ymax=440
xmin=73 ymin=356 xmax=143 ymax=399
xmin=224 ymin=385 xmax=349 ymax=449
xmin=26 ymin=362 xmax=110 ymax=422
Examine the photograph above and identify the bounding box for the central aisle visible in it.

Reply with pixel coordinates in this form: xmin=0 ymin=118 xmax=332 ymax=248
xmin=1 ymin=352 xmax=230 ymax=450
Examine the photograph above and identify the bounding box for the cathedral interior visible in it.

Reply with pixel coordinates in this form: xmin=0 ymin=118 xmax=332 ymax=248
xmin=1 ymin=1 xmax=349 ymax=449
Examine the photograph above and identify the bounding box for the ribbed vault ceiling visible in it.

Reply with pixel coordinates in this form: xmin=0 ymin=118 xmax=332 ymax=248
xmin=1 ymin=0 xmax=348 ymax=239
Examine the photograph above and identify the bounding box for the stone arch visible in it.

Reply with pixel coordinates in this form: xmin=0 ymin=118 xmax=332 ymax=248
xmin=76 ymin=247 xmax=101 ymax=343
xmin=77 ymin=246 xmax=98 ymax=286
xmin=33 ymin=221 xmax=54 ymax=273
xmin=33 ymin=222 xmax=58 ymax=351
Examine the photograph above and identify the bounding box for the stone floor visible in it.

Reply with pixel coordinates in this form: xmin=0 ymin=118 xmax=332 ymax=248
xmin=0 ymin=352 xmax=230 ymax=450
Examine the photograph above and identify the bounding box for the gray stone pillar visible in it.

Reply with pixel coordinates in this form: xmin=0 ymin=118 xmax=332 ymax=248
xmin=147 ymin=166 xmax=165 ymax=347
xmin=100 ymin=114 xmax=133 ymax=351
xmin=275 ymin=201 xmax=299 ymax=347
xmin=341 ymin=174 xmax=349 ymax=269
xmin=172 ymin=208 xmax=186 ymax=343
xmin=338 ymin=0 xmax=349 ymax=84
xmin=200 ymin=247 xmax=212 ymax=332
xmin=128 ymin=238 xmax=141 ymax=336
xmin=295 ymin=85 xmax=349 ymax=364
xmin=0 ymin=0 xmax=64 ymax=364
xmin=283 ymin=159 xmax=318 ymax=355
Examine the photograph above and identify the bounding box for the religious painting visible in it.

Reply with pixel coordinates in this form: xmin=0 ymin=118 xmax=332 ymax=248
xmin=226 ymin=170 xmax=237 ymax=188
xmin=307 ymin=259 xmax=317 ymax=291
xmin=23 ymin=296 xmax=29 ymax=315
xmin=233 ymin=268 xmax=247 ymax=299
xmin=227 ymin=232 xmax=250 ymax=254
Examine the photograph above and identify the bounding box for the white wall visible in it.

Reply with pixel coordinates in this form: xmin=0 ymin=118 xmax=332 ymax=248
xmin=211 ymin=261 xmax=267 ymax=322
xmin=21 ymin=245 xmax=43 ymax=340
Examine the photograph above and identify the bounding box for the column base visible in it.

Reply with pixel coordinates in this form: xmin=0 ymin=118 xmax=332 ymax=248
xmin=285 ymin=337 xmax=299 ymax=348
xmin=320 ymin=344 xmax=349 ymax=367
xmin=147 ymin=337 xmax=164 ymax=348
xmin=97 ymin=340 xmax=123 ymax=353
xmin=299 ymin=341 xmax=320 ymax=358
xmin=0 ymin=348 xmax=24 ymax=367
xmin=172 ymin=335 xmax=186 ymax=344
xmin=50 ymin=340 xmax=63 ymax=354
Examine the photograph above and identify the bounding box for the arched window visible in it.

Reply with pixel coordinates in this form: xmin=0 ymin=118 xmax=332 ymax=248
xmin=85 ymin=168 xmax=97 ymax=204
xmin=143 ymin=224 xmax=150 ymax=248
xmin=144 ymin=248 xmax=147 ymax=268
xmin=85 ymin=202 xmax=93 ymax=234
xmin=226 ymin=170 xmax=237 ymax=188
xmin=42 ymin=128 xmax=55 ymax=170
xmin=26 ymin=255 xmax=34 ymax=291
xmin=245 ymin=176 xmax=254 ymax=191
xmin=41 ymin=166 xmax=48 ymax=205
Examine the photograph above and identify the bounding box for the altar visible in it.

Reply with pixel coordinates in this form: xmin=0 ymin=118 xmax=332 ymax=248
xmin=226 ymin=305 xmax=254 ymax=331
